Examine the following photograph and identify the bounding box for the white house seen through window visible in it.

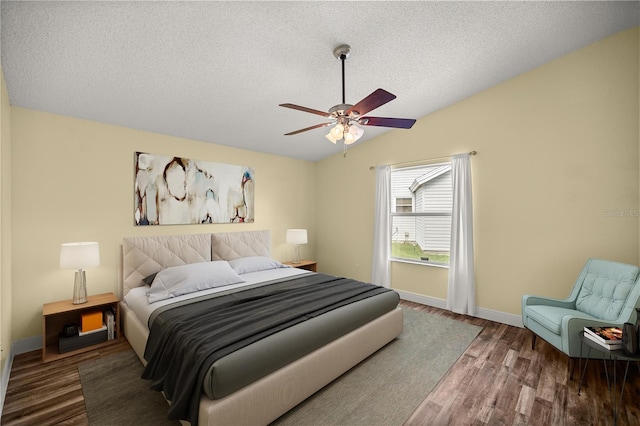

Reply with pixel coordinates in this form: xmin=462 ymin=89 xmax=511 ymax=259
xmin=395 ymin=197 xmax=413 ymax=212
xmin=390 ymin=162 xmax=452 ymax=265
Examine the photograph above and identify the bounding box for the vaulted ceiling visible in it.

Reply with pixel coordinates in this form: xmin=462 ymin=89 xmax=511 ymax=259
xmin=2 ymin=1 xmax=638 ymax=161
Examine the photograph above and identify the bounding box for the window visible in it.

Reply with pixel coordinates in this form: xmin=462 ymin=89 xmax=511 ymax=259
xmin=390 ymin=162 xmax=452 ymax=266
xmin=395 ymin=197 xmax=413 ymax=212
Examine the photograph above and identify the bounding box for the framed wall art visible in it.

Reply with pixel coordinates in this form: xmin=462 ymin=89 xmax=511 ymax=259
xmin=134 ymin=152 xmax=254 ymax=225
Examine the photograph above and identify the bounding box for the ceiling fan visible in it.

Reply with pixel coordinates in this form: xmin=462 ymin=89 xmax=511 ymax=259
xmin=279 ymin=44 xmax=416 ymax=147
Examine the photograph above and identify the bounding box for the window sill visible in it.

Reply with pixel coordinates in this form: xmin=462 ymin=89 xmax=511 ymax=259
xmin=390 ymin=258 xmax=449 ymax=269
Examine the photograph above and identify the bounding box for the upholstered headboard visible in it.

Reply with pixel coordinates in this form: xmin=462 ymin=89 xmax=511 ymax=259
xmin=211 ymin=230 xmax=271 ymax=261
xmin=122 ymin=230 xmax=271 ymax=297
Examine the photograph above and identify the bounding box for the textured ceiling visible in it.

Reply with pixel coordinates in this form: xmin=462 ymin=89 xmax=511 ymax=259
xmin=1 ymin=1 xmax=638 ymax=162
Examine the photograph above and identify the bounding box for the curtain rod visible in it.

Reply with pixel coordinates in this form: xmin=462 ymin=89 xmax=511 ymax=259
xmin=369 ymin=150 xmax=477 ymax=170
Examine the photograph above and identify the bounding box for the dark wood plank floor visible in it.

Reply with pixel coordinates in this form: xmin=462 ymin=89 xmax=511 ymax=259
xmin=403 ymin=301 xmax=640 ymax=426
xmin=2 ymin=301 xmax=639 ymax=425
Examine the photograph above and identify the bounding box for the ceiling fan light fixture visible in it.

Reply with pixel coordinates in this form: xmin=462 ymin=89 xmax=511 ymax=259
xmin=330 ymin=123 xmax=344 ymax=139
xmin=344 ymin=131 xmax=355 ymax=145
xmin=325 ymin=133 xmax=338 ymax=144
xmin=349 ymin=124 xmax=364 ymax=142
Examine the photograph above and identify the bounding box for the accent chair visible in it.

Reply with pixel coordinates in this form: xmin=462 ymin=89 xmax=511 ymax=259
xmin=522 ymin=258 xmax=640 ymax=375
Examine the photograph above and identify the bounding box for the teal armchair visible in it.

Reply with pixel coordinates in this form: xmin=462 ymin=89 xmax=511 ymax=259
xmin=522 ymin=258 xmax=640 ymax=371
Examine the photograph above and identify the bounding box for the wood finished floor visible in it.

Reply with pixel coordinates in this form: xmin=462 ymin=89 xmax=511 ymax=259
xmin=2 ymin=301 xmax=639 ymax=425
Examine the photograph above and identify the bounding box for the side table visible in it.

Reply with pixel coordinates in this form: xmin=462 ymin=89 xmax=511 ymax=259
xmin=283 ymin=260 xmax=317 ymax=272
xmin=42 ymin=292 xmax=122 ymax=362
xmin=578 ymin=331 xmax=640 ymax=425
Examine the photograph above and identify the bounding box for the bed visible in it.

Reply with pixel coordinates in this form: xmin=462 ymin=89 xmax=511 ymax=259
xmin=120 ymin=230 xmax=404 ymax=425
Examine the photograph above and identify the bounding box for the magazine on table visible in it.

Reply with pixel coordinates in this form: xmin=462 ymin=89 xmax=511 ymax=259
xmin=583 ymin=326 xmax=623 ymax=343
xmin=583 ymin=326 xmax=623 ymax=350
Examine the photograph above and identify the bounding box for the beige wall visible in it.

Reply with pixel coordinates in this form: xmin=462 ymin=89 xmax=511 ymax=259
xmin=1 ymin=69 xmax=13 ymax=372
xmin=9 ymin=109 xmax=316 ymax=340
xmin=316 ymin=28 xmax=640 ymax=316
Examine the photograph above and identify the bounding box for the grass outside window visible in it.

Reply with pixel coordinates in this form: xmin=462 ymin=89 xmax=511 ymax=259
xmin=391 ymin=242 xmax=449 ymax=265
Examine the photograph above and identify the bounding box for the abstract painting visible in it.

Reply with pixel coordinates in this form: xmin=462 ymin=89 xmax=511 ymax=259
xmin=134 ymin=152 xmax=254 ymax=225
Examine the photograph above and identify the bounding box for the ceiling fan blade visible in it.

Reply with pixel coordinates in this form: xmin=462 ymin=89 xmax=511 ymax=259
xmin=279 ymin=103 xmax=331 ymax=118
xmin=284 ymin=122 xmax=333 ymax=136
xmin=347 ymin=88 xmax=396 ymax=116
xmin=360 ymin=116 xmax=416 ymax=129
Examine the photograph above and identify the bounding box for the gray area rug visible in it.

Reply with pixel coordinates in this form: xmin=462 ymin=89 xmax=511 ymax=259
xmin=79 ymin=308 xmax=482 ymax=426
xmin=271 ymin=308 xmax=482 ymax=425
xmin=78 ymin=350 xmax=180 ymax=426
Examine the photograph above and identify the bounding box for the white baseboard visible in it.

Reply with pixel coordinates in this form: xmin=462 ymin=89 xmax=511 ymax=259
xmin=0 ymin=345 xmax=14 ymax=417
xmin=396 ymin=290 xmax=523 ymax=328
xmin=0 ymin=336 xmax=42 ymax=418
xmin=13 ymin=335 xmax=42 ymax=355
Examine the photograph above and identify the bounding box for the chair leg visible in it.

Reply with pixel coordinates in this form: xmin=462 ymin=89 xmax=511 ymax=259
xmin=531 ymin=332 xmax=537 ymax=350
xmin=568 ymin=358 xmax=575 ymax=380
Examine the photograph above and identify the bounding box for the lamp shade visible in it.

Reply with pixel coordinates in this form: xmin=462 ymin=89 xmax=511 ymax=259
xmin=60 ymin=242 xmax=100 ymax=270
xmin=348 ymin=124 xmax=364 ymax=142
xmin=344 ymin=131 xmax=355 ymax=145
xmin=329 ymin=124 xmax=344 ymax=140
xmin=286 ymin=229 xmax=308 ymax=245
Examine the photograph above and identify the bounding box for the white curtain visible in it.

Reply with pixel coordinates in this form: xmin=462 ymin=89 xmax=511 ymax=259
xmin=371 ymin=165 xmax=391 ymax=288
xmin=447 ymin=154 xmax=476 ymax=315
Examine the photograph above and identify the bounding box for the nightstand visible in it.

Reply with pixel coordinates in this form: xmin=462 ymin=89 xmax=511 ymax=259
xmin=283 ymin=260 xmax=317 ymax=272
xmin=42 ymin=292 xmax=121 ymax=362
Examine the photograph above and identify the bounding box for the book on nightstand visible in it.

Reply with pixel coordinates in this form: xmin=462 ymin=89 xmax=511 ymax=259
xmin=104 ymin=309 xmax=115 ymax=340
xmin=78 ymin=323 xmax=107 ymax=336
xmin=584 ymin=326 xmax=623 ymax=350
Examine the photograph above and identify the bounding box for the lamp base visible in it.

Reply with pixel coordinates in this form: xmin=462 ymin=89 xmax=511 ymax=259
xmin=72 ymin=270 xmax=88 ymax=304
xmin=292 ymin=245 xmax=301 ymax=264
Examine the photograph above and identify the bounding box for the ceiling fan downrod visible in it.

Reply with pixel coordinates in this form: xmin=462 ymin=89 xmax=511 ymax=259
xmin=333 ymin=44 xmax=351 ymax=105
xmin=341 ymin=56 xmax=345 ymax=104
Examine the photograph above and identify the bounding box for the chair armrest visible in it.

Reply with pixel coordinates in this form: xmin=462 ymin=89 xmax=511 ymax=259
xmin=522 ymin=294 xmax=575 ymax=311
xmin=564 ymin=316 xmax=624 ymax=334
xmin=562 ymin=315 xmax=626 ymax=357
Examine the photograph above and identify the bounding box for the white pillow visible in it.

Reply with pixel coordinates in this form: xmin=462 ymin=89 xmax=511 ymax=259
xmin=228 ymin=256 xmax=285 ymax=275
xmin=147 ymin=261 xmax=245 ymax=303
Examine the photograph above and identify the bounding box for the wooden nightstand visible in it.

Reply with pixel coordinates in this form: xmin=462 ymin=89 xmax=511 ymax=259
xmin=42 ymin=292 xmax=121 ymax=362
xmin=283 ymin=260 xmax=317 ymax=272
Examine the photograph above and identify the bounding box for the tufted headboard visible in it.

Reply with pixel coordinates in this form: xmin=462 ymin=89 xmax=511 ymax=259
xmin=211 ymin=230 xmax=271 ymax=261
xmin=122 ymin=230 xmax=271 ymax=297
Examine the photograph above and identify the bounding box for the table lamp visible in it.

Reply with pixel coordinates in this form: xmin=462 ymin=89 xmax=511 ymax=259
xmin=286 ymin=229 xmax=307 ymax=264
xmin=60 ymin=242 xmax=100 ymax=304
